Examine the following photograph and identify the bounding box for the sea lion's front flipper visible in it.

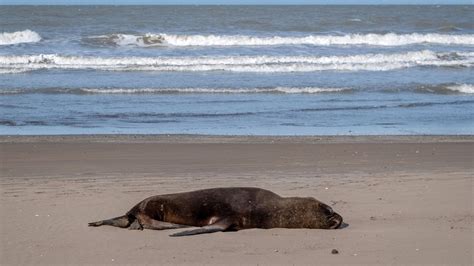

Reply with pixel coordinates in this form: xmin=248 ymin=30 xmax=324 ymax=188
xmin=169 ymin=218 xmax=233 ymax=237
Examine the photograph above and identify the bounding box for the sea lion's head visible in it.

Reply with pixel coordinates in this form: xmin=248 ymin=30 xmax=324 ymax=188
xmin=310 ymin=200 xmax=343 ymax=229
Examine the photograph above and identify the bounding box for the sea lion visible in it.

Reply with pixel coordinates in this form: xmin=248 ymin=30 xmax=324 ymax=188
xmin=88 ymin=187 xmax=343 ymax=237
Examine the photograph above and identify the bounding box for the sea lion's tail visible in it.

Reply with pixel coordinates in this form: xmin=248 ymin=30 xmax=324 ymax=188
xmin=88 ymin=215 xmax=132 ymax=228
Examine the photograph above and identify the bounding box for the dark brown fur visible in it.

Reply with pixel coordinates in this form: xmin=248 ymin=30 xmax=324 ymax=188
xmin=89 ymin=187 xmax=343 ymax=236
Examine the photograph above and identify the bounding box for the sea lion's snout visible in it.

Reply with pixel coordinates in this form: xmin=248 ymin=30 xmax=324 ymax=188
xmin=318 ymin=203 xmax=343 ymax=229
xmin=328 ymin=212 xmax=343 ymax=229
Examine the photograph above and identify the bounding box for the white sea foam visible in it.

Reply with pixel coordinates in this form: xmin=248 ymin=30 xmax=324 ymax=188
xmin=0 ymin=30 xmax=41 ymax=46
xmin=0 ymin=69 xmax=30 ymax=74
xmin=0 ymin=50 xmax=472 ymax=73
xmin=446 ymin=84 xmax=474 ymax=94
xmin=87 ymin=32 xmax=474 ymax=47
xmin=0 ymin=87 xmax=350 ymax=95
xmin=80 ymin=87 xmax=349 ymax=94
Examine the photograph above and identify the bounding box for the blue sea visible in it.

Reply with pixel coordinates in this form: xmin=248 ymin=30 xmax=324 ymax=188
xmin=1 ymin=5 xmax=473 ymax=135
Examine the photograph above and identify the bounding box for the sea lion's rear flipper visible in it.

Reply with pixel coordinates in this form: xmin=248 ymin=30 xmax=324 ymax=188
xmin=169 ymin=218 xmax=233 ymax=237
xmin=128 ymin=219 xmax=143 ymax=230
xmin=88 ymin=215 xmax=132 ymax=228
xmin=142 ymin=220 xmax=189 ymax=230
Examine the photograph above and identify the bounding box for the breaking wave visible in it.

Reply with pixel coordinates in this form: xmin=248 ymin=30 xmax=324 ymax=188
xmin=0 ymin=87 xmax=350 ymax=95
xmin=1 ymin=50 xmax=472 ymax=73
xmin=0 ymin=30 xmax=41 ymax=46
xmin=85 ymin=32 xmax=474 ymax=47
xmin=3 ymin=84 xmax=472 ymax=96
xmin=445 ymin=84 xmax=474 ymax=94
xmin=415 ymin=83 xmax=474 ymax=94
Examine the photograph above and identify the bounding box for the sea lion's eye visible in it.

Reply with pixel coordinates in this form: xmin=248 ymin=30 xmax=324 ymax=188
xmin=322 ymin=205 xmax=334 ymax=216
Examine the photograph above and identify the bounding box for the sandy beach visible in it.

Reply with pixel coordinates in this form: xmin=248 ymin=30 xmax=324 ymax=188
xmin=0 ymin=135 xmax=472 ymax=265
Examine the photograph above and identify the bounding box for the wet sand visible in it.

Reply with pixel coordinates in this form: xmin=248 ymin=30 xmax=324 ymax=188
xmin=0 ymin=135 xmax=472 ymax=265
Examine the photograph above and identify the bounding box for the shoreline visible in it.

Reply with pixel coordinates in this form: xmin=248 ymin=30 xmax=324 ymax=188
xmin=1 ymin=134 xmax=473 ymax=144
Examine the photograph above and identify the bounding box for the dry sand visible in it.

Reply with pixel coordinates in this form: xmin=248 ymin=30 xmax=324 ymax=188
xmin=0 ymin=135 xmax=472 ymax=265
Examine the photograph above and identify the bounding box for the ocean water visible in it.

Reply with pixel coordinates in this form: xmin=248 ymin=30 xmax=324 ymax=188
xmin=1 ymin=5 xmax=473 ymax=135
